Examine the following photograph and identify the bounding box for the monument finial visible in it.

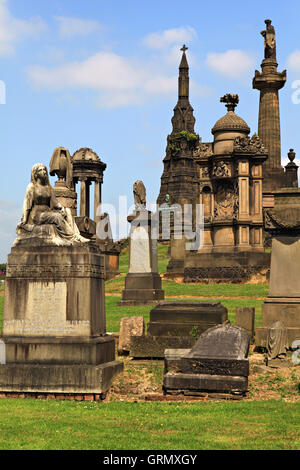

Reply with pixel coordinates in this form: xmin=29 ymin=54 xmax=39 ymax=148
xmin=220 ymin=94 xmax=239 ymax=112
xmin=181 ymin=44 xmax=188 ymax=53
xmin=260 ymin=18 xmax=276 ymax=60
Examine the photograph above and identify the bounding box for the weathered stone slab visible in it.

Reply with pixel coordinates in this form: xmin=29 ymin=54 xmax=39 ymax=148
xmin=235 ymin=307 xmax=255 ymax=341
xmin=164 ymin=349 xmax=190 ymax=373
xmin=0 ymin=361 xmax=123 ymax=394
xmin=180 ymin=357 xmax=249 ymax=377
xmin=118 ymin=316 xmax=145 ymax=355
xmin=130 ymin=336 xmax=196 ymax=358
xmin=163 ymin=373 xmax=248 ymax=394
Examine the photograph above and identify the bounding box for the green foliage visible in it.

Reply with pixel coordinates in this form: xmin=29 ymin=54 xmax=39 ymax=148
xmin=178 ymin=130 xmax=198 ymax=141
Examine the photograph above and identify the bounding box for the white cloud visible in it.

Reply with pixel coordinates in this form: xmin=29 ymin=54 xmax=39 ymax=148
xmin=287 ymin=50 xmax=300 ymax=70
xmin=143 ymin=26 xmax=197 ymax=50
xmin=27 ymin=51 xmax=178 ymax=108
xmin=206 ymin=49 xmax=255 ymax=79
xmin=54 ymin=16 xmax=102 ymax=39
xmin=0 ymin=0 xmax=47 ymax=56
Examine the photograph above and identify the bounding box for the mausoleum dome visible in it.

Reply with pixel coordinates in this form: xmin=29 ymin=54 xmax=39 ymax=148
xmin=212 ymin=111 xmax=250 ymax=134
xmin=212 ymin=94 xmax=250 ymax=155
xmin=72 ymin=147 xmax=101 ymax=162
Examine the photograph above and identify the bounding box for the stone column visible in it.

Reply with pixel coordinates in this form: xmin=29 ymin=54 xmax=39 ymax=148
xmin=94 ymin=178 xmax=102 ymax=223
xmin=85 ymin=179 xmax=91 ymax=218
xmin=79 ymin=177 xmax=87 ymax=217
xmin=253 ymin=59 xmax=286 ymax=192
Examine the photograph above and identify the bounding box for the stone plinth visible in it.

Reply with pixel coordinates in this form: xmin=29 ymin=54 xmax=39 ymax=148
xmin=129 ymin=301 xmax=228 ymax=358
xmin=256 ymin=236 xmax=300 ymax=347
xmin=183 ymin=250 xmax=270 ymax=283
xmin=119 ymin=209 xmax=164 ymax=305
xmin=163 ymin=323 xmax=250 ymax=396
xmin=0 ymin=242 xmax=123 ymax=394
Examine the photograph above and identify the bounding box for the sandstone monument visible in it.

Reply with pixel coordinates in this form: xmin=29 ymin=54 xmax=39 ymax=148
xmin=256 ymin=188 xmax=300 ymax=347
xmin=0 ymin=164 xmax=123 ymax=398
xmin=157 ymin=20 xmax=299 ymax=282
xmin=129 ymin=301 xmax=228 ymax=358
xmin=119 ymin=180 xmax=164 ymax=305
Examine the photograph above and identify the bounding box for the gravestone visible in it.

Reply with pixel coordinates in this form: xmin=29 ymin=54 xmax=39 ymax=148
xmin=256 ymin=189 xmax=300 ymax=347
xmin=163 ymin=322 xmax=250 ymax=396
xmin=0 ymin=163 xmax=123 ymax=396
xmin=235 ymin=307 xmax=255 ymax=342
xmin=118 ymin=316 xmax=145 ymax=355
xmin=130 ymin=301 xmax=228 ymax=358
xmin=119 ymin=181 xmax=164 ymax=305
xmin=266 ymin=321 xmax=290 ymax=367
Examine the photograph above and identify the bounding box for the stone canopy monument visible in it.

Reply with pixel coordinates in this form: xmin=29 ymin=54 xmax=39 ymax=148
xmin=0 ymin=164 xmax=123 ymax=398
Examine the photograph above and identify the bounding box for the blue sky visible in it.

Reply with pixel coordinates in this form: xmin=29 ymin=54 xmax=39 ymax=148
xmin=1 ymin=0 xmax=300 ymax=261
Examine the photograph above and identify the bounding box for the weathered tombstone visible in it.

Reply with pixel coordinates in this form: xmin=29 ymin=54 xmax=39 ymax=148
xmin=0 ymin=163 xmax=123 ymax=397
xmin=118 ymin=316 xmax=145 ymax=355
xmin=130 ymin=301 xmax=228 ymax=358
xmin=235 ymin=307 xmax=255 ymax=342
xmin=266 ymin=321 xmax=290 ymax=368
xmin=163 ymin=322 xmax=250 ymax=396
xmin=119 ymin=181 xmax=164 ymax=305
xmin=256 ymin=189 xmax=300 ymax=347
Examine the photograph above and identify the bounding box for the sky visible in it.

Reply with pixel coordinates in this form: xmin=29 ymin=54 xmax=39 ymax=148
xmin=1 ymin=0 xmax=300 ymax=261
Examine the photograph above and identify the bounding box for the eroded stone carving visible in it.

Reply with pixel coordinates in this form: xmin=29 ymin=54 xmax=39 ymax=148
xmin=234 ymin=133 xmax=266 ymax=154
xmin=133 ymin=180 xmax=146 ymax=210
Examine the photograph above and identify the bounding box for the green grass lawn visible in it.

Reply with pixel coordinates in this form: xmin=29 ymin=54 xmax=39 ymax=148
xmin=0 ymin=398 xmax=298 ymax=450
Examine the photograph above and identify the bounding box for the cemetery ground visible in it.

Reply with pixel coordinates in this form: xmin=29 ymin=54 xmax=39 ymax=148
xmin=0 ymin=244 xmax=299 ymax=450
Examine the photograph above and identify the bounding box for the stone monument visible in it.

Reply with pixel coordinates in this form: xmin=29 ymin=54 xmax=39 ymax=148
xmin=253 ymin=19 xmax=287 ymax=202
xmin=256 ymin=188 xmax=300 ymax=347
xmin=0 ymin=163 xmax=123 ymax=398
xmin=163 ymin=322 xmax=250 ymax=396
xmin=129 ymin=301 xmax=228 ymax=358
xmin=119 ymin=180 xmax=164 ymax=305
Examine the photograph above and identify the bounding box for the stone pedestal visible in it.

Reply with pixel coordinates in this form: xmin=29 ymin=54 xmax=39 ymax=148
xmin=163 ymin=323 xmax=250 ymax=396
xmin=130 ymin=301 xmax=228 ymax=358
xmin=119 ymin=210 xmax=164 ymax=305
xmin=256 ymin=236 xmax=300 ymax=347
xmin=0 ymin=242 xmax=123 ymax=395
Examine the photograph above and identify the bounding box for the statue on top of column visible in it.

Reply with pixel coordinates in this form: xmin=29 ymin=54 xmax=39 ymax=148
xmin=261 ymin=19 xmax=276 ymax=60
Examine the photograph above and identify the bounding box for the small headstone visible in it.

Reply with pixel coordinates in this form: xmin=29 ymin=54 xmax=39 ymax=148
xmin=118 ymin=316 xmax=145 ymax=355
xmin=0 ymin=341 xmax=6 ymax=365
xmin=235 ymin=307 xmax=255 ymax=342
xmin=266 ymin=321 xmax=289 ymax=367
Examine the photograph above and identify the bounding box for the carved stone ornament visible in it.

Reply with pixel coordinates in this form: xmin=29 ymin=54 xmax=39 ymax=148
xmin=234 ymin=133 xmax=266 ymax=154
xmin=212 ymin=161 xmax=230 ymax=178
xmin=264 ymin=206 xmax=300 ymax=233
xmin=193 ymin=143 xmax=213 ymax=159
xmin=214 ymin=182 xmax=238 ymax=219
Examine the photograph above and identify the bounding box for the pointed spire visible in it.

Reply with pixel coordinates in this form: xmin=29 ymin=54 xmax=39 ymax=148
xmin=171 ymin=45 xmax=195 ymax=133
xmin=179 ymin=44 xmax=189 ymax=69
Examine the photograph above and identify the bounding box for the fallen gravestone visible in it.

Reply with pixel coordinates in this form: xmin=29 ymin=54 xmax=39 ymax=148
xmin=163 ymin=322 xmax=250 ymax=396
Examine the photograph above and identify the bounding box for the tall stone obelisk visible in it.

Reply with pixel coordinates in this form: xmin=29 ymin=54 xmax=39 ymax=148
xmin=253 ymin=19 xmax=286 ymax=200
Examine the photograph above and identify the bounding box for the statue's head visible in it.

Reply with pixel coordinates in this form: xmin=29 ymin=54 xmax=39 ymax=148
xmin=31 ymin=163 xmax=50 ymax=185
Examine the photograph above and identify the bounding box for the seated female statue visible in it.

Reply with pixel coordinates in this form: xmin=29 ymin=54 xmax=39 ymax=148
xmin=16 ymin=163 xmax=88 ymax=245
